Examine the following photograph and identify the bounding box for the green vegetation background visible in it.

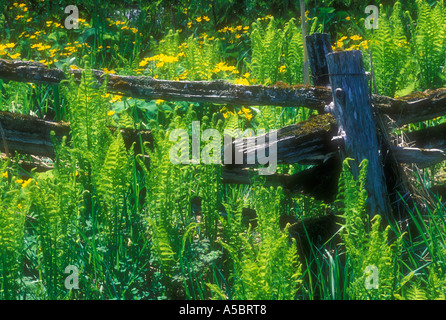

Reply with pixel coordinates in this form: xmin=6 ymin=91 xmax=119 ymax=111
xmin=0 ymin=0 xmax=445 ymax=300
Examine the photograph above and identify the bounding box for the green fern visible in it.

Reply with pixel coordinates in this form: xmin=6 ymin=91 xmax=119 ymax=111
xmin=63 ymin=59 xmax=112 ymax=179
xmin=412 ymin=0 xmax=446 ymax=90
xmin=370 ymin=2 xmax=411 ymax=97
xmin=184 ymin=36 xmax=220 ymax=81
xmin=406 ymin=283 xmax=428 ymax=300
xmin=217 ymin=186 xmax=302 ymax=300
xmin=0 ymin=160 xmax=28 ymax=299
xmin=248 ymin=17 xmax=284 ymax=85
xmin=96 ymin=130 xmax=132 ymax=240
xmin=337 ymin=158 xmax=402 ymax=300
xmin=283 ymin=18 xmax=304 ymax=85
xmin=30 ymin=163 xmax=82 ymax=299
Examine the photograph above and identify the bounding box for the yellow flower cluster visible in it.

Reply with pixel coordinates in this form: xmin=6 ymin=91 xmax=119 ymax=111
xmin=0 ymin=42 xmax=21 ymax=59
xmin=31 ymin=42 xmax=51 ymax=51
xmin=217 ymin=24 xmax=249 ymax=43
xmin=235 ymin=78 xmax=250 ymax=85
xmin=0 ymin=43 xmax=15 ymax=56
xmin=238 ymin=106 xmax=253 ymax=120
xmin=20 ymin=30 xmax=46 ymax=40
xmin=336 ymin=36 xmax=348 ymax=48
xmin=106 ymin=18 xmax=138 ymax=33
xmin=220 ymin=106 xmax=253 ymax=121
xmin=218 ymin=25 xmax=249 ymax=34
xmin=109 ymin=94 xmax=123 ymax=103
xmin=45 ymin=20 xmax=63 ymax=28
xmin=11 ymin=2 xmax=32 ymax=22
xmin=196 ymin=16 xmax=210 ymax=23
xmin=102 ymin=68 xmax=116 ymax=74
xmin=139 ymin=54 xmax=180 ymax=68
xmin=187 ymin=15 xmax=211 ymax=28
xmin=213 ymin=62 xmax=238 ymax=74
xmin=15 ymin=178 xmax=33 ymax=188
xmin=333 ymin=35 xmax=369 ymax=51
xmin=107 ymin=18 xmax=126 ymax=27
xmin=220 ymin=106 xmax=235 ymax=119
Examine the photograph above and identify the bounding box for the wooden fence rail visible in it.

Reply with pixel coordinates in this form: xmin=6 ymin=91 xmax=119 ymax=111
xmin=1 ymin=58 xmax=446 ymax=127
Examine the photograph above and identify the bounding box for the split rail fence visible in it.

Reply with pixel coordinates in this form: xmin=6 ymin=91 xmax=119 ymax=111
xmin=0 ymin=33 xmax=445 ymax=227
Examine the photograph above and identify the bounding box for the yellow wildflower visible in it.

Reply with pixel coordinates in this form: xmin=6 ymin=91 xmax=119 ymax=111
xmin=9 ymin=52 xmax=21 ymax=59
xmin=235 ymin=78 xmax=249 ymax=85
xmin=220 ymin=106 xmax=235 ymax=119
xmin=238 ymin=107 xmax=253 ymax=120
xmin=102 ymin=68 xmax=116 ymax=74
xmin=109 ymin=94 xmax=123 ymax=103
xmin=22 ymin=178 xmax=32 ymax=188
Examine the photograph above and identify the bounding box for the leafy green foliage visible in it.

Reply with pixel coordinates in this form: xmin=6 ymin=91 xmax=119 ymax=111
xmin=0 ymin=160 xmax=28 ymax=299
xmin=412 ymin=0 xmax=446 ymax=90
xmin=217 ymin=186 xmax=302 ymax=300
xmin=336 ymin=158 xmax=402 ymax=299
xmin=248 ymin=17 xmax=285 ymax=86
xmin=369 ymin=2 xmax=411 ymax=97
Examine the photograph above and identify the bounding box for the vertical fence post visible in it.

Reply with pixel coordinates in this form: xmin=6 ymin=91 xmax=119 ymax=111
xmin=305 ymin=33 xmax=332 ymax=87
xmin=326 ymin=50 xmax=392 ymax=218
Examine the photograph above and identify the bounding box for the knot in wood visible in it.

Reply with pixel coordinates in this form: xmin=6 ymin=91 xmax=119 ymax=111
xmin=335 ymin=88 xmax=345 ymax=105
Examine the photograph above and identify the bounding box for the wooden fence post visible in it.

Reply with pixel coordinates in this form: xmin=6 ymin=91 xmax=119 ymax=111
xmin=326 ymin=50 xmax=392 ymax=218
xmin=305 ymin=33 xmax=332 ymax=87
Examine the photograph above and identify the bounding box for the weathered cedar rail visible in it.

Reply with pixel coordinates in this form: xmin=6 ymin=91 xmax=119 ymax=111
xmin=2 ymin=58 xmax=446 ymax=126
xmin=0 ymin=33 xmax=445 ymax=221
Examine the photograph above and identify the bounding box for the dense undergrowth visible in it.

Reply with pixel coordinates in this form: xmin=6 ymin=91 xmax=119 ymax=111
xmin=0 ymin=0 xmax=445 ymax=300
